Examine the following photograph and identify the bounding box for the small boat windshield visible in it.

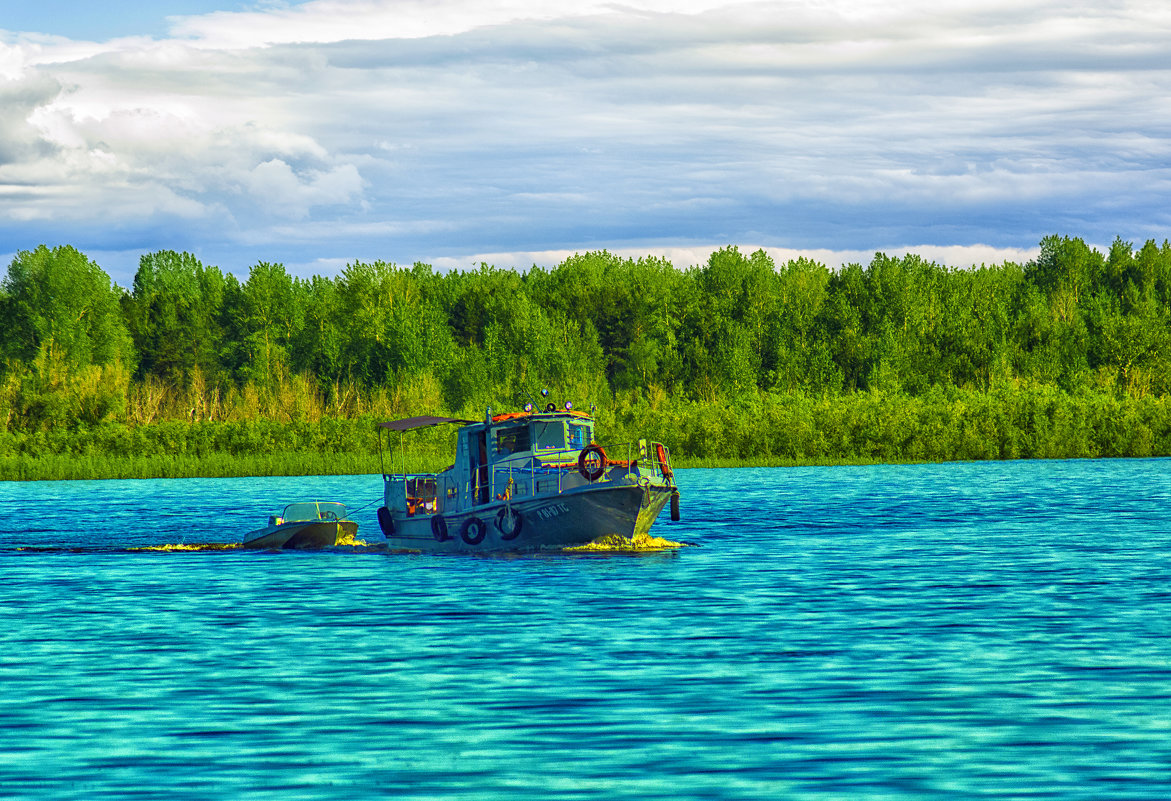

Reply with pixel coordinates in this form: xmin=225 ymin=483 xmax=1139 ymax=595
xmin=281 ymin=502 xmax=348 ymax=522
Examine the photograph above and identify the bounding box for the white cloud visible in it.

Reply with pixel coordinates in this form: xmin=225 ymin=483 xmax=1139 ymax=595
xmin=167 ymin=0 xmax=741 ymax=48
xmin=427 ymin=243 xmax=1042 ymax=273
xmin=2 ymin=0 xmax=1171 ymax=276
xmin=242 ymin=159 xmax=363 ymax=218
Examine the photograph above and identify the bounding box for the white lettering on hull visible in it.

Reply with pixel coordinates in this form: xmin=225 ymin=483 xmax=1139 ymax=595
xmin=534 ymin=502 xmax=571 ymax=521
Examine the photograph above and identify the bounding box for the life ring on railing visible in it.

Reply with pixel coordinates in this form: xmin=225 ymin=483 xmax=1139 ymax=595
xmin=377 ymin=506 xmax=395 ymax=537
xmin=578 ymin=444 xmax=607 ymax=481
xmin=496 ymin=507 xmax=523 ymax=540
xmin=655 ymin=443 xmax=674 ymax=481
xmin=431 ymin=514 xmax=449 ymax=542
xmin=460 ymin=516 xmax=487 ymax=545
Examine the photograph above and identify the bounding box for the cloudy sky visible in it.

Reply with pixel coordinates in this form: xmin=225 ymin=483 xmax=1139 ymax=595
xmin=2 ymin=1 xmax=1169 ymax=284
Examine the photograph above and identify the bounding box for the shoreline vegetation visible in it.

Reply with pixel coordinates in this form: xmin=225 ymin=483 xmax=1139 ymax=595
xmin=2 ymin=388 xmax=1167 ymax=481
xmin=2 ymin=235 xmax=1169 ymax=481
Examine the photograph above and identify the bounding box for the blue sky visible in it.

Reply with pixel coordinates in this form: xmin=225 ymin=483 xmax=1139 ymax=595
xmin=3 ymin=1 xmax=1171 ymax=284
xmin=3 ymin=2 xmax=246 ymax=40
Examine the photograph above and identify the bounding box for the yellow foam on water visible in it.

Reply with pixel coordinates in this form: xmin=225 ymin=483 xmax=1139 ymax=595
xmin=564 ymin=532 xmax=688 ymax=552
xmin=335 ymin=532 xmax=371 ymax=547
xmin=133 ymin=535 xmax=374 ymax=552
xmin=131 ymin=543 xmax=242 ymax=552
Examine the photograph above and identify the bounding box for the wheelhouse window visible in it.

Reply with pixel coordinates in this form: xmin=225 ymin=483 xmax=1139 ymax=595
xmin=532 ymin=421 xmax=566 ymax=451
xmin=495 ymin=425 xmax=531 ymax=455
xmin=568 ymin=423 xmax=592 ymax=449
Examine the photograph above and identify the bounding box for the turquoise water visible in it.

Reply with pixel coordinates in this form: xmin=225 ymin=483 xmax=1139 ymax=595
xmin=2 ymin=459 xmax=1169 ymax=799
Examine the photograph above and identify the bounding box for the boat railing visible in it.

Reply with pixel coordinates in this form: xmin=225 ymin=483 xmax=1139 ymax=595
xmin=601 ymin=439 xmax=674 ymax=481
xmin=489 ymin=461 xmax=571 ymax=501
xmin=488 ymin=440 xmax=674 ymax=494
xmin=385 ymin=439 xmax=674 ymax=515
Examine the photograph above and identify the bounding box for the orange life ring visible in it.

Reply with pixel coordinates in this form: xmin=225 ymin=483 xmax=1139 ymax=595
xmin=578 ymin=444 xmax=607 ymax=481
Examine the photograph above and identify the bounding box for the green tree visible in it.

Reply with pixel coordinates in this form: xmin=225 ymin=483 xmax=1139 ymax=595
xmin=935 ymin=263 xmax=1021 ymax=390
xmin=769 ymin=257 xmax=838 ymax=393
xmin=289 ymin=275 xmax=344 ymax=385
xmin=122 ymin=250 xmax=225 ymax=384
xmin=241 ymin=262 xmax=300 ymax=387
xmin=337 ymin=260 xmax=450 ymax=386
xmin=1088 ymin=239 xmax=1171 ymax=395
xmin=1028 ymin=235 xmax=1105 ymax=306
xmin=678 ymin=247 xmax=774 ymax=396
xmin=821 ymin=262 xmax=871 ymax=392
xmin=529 ymin=252 xmax=685 ymax=393
xmin=1 ymin=245 xmax=134 ymax=368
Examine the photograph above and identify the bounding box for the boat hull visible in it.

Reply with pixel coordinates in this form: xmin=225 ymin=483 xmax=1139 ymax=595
xmin=242 ymin=520 xmax=357 ymax=550
xmin=380 ymin=482 xmax=673 ymax=553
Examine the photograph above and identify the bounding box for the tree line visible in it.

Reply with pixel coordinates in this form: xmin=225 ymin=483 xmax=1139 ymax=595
xmin=1 ymin=235 xmax=1169 ymax=469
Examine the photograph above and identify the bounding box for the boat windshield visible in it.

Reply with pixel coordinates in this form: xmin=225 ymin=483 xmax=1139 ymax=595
xmin=495 ymin=424 xmax=531 ymax=456
xmin=281 ymin=502 xmax=348 ymax=522
xmin=532 ymin=420 xmax=565 ymax=451
xmin=531 ymin=419 xmax=594 ymax=451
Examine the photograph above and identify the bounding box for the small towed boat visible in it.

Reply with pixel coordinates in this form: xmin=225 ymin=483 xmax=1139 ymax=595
xmin=242 ymin=501 xmax=358 ymax=549
xmin=375 ymin=397 xmax=681 ymax=552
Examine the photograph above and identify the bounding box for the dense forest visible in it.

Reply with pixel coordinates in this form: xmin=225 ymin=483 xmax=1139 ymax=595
xmin=1 ymin=235 xmax=1170 ymax=478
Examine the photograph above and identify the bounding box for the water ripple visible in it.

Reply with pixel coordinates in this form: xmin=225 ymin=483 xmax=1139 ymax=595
xmin=1 ymin=459 xmax=1170 ymax=798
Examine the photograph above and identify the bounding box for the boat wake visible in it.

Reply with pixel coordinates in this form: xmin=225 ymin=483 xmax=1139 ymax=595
xmin=134 ymin=539 xmax=380 ymax=552
xmin=131 ymin=542 xmax=243 ymax=551
xmin=9 ymin=535 xmax=679 ymax=555
xmin=10 ymin=540 xmax=381 ymax=553
xmin=335 ymin=532 xmax=371 ymax=547
xmin=562 ymin=532 xmax=691 ymax=552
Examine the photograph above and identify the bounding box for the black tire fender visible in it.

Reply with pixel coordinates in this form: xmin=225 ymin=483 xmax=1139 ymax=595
xmin=431 ymin=514 xmax=449 ymax=542
xmin=377 ymin=506 xmax=395 ymax=537
xmin=460 ymin=516 xmax=487 ymax=545
xmin=496 ymin=507 xmax=523 ymax=540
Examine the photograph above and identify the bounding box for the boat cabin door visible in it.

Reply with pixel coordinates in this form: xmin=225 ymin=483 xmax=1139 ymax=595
xmin=469 ymin=430 xmax=489 ymax=505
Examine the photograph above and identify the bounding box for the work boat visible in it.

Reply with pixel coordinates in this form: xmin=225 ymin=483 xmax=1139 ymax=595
xmin=375 ymin=404 xmax=680 ymax=552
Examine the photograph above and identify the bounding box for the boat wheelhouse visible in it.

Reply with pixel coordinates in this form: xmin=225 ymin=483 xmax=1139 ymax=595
xmin=375 ymin=404 xmax=679 ymax=552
